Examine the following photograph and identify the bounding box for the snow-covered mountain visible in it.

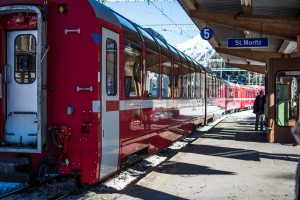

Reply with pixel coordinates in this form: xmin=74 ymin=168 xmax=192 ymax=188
xmin=176 ymin=34 xmax=217 ymax=66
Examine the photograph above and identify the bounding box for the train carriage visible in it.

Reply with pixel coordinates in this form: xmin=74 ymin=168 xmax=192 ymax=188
xmin=0 ymin=0 xmax=260 ymax=184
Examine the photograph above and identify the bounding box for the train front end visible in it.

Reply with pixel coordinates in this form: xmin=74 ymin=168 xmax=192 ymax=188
xmin=0 ymin=1 xmax=48 ymax=182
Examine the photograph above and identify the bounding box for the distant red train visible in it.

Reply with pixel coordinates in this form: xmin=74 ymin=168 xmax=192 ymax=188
xmin=0 ymin=0 xmax=263 ymax=184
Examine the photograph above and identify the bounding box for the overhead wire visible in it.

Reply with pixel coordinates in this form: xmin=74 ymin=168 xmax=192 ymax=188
xmin=147 ymin=1 xmax=194 ymax=39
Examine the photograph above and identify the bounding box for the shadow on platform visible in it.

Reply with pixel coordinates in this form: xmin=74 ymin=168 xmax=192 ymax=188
xmin=181 ymin=144 xmax=300 ymax=163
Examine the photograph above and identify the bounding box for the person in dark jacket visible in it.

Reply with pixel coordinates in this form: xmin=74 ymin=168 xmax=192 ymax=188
xmin=253 ymin=90 xmax=266 ymax=131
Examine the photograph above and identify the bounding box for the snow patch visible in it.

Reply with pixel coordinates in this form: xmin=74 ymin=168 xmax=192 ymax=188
xmin=176 ymin=34 xmax=216 ymax=65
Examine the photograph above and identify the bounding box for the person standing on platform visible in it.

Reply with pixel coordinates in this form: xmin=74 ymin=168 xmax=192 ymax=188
xmin=253 ymin=90 xmax=266 ymax=131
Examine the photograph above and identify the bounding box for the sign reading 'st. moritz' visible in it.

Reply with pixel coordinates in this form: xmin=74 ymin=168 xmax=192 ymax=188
xmin=227 ymin=38 xmax=269 ymax=48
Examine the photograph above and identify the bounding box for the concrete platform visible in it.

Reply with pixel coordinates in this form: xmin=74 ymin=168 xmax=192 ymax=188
xmin=97 ymin=110 xmax=300 ymax=200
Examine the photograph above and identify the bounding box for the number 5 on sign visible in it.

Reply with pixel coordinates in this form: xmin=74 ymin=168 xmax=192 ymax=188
xmin=200 ymin=28 xmax=213 ymax=40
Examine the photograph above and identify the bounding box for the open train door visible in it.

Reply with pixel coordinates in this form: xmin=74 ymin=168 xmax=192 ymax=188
xmin=4 ymin=31 xmax=38 ymax=148
xmin=100 ymin=27 xmax=120 ymax=178
xmin=267 ymin=57 xmax=300 ymax=143
xmin=0 ymin=6 xmax=47 ymax=154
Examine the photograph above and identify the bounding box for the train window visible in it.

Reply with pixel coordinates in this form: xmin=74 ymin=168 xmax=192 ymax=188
xmin=169 ymin=46 xmax=181 ymax=98
xmin=146 ymin=48 xmax=160 ymax=98
xmin=123 ymin=40 xmax=142 ymax=98
xmin=235 ymin=88 xmax=238 ymax=98
xmin=182 ymin=66 xmax=190 ymax=98
xmin=161 ymin=53 xmax=172 ymax=98
xmin=216 ymin=79 xmax=219 ymax=98
xmin=191 ymin=71 xmax=196 ymax=98
xmin=275 ymin=71 xmax=300 ymax=127
xmin=212 ymin=76 xmax=216 ymax=98
xmin=14 ymin=34 xmax=36 ymax=84
xmin=106 ymin=39 xmax=117 ymax=95
xmin=201 ymin=73 xmax=205 ymax=98
xmin=115 ymin=14 xmax=143 ymax=98
xmin=227 ymin=87 xmax=234 ymax=98
xmin=174 ymin=61 xmax=181 ymax=98
xmin=218 ymin=79 xmax=222 ymax=98
xmin=207 ymin=75 xmax=212 ymax=98
xmin=195 ymin=72 xmax=200 ymax=98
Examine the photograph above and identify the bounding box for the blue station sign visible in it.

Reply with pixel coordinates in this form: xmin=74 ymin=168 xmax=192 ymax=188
xmin=227 ymin=38 xmax=269 ymax=48
xmin=200 ymin=27 xmax=213 ymax=40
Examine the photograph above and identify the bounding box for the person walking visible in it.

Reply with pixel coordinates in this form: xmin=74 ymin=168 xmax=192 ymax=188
xmin=253 ymin=90 xmax=266 ymax=131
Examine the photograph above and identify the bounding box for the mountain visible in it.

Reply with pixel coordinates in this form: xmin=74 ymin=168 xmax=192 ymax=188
xmin=176 ymin=34 xmax=217 ymax=66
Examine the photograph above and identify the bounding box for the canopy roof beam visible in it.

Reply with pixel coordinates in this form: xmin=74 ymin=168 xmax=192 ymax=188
xmin=226 ymin=63 xmax=265 ymax=74
xmin=215 ymin=47 xmax=285 ymax=63
xmin=190 ymin=10 xmax=300 ymax=41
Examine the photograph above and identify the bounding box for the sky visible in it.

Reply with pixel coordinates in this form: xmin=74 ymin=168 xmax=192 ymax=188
xmin=104 ymin=1 xmax=201 ymax=47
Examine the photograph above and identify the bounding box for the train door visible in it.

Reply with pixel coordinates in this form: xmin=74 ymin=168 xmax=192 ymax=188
xmin=100 ymin=27 xmax=120 ymax=178
xmin=267 ymin=58 xmax=300 ymax=143
xmin=4 ymin=31 xmax=38 ymax=149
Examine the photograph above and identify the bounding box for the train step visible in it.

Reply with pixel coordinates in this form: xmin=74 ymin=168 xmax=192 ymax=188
xmin=0 ymin=157 xmax=30 ymax=182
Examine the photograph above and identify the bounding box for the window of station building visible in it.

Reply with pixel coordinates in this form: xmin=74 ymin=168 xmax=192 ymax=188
xmin=106 ymin=38 xmax=117 ymax=95
xmin=14 ymin=34 xmax=36 ymax=84
xmin=123 ymin=40 xmax=142 ymax=98
xmin=275 ymin=71 xmax=300 ymax=127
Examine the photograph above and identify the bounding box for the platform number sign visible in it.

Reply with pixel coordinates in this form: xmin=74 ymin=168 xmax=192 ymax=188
xmin=200 ymin=27 xmax=213 ymax=40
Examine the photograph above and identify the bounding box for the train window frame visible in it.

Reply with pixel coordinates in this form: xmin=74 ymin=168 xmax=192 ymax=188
xmin=275 ymin=70 xmax=300 ymax=127
xmin=173 ymin=61 xmax=182 ymax=98
xmin=169 ymin=46 xmax=182 ymax=99
xmin=14 ymin=34 xmax=36 ymax=84
xmin=161 ymin=53 xmax=172 ymax=98
xmin=106 ymin=38 xmax=117 ymax=96
xmin=123 ymin=40 xmax=142 ymax=98
xmin=159 ymin=42 xmax=172 ymax=99
xmin=200 ymin=72 xmax=205 ymax=99
xmin=145 ymin=48 xmax=160 ymax=98
xmin=182 ymin=66 xmax=190 ymax=99
xmin=195 ymin=72 xmax=201 ymax=98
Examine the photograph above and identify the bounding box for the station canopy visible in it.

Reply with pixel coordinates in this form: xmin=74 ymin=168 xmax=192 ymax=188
xmin=178 ymin=0 xmax=300 ymax=74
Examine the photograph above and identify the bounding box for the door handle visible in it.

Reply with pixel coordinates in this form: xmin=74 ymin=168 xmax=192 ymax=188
xmin=4 ymin=64 xmax=11 ymax=83
xmin=0 ymin=73 xmax=2 ymax=98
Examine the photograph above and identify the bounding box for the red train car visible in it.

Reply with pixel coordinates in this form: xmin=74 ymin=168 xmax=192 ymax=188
xmin=0 ymin=0 xmax=262 ymax=184
xmin=222 ymin=81 xmax=263 ymax=113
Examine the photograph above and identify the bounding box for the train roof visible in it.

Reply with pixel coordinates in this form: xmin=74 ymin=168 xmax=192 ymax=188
xmin=89 ymin=0 xmax=204 ymax=73
xmin=89 ymin=0 xmax=121 ymax=29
